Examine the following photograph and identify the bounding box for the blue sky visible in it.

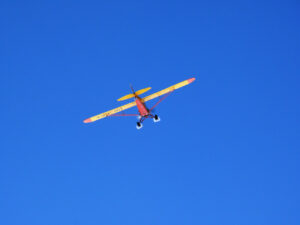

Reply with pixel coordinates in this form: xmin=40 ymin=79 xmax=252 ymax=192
xmin=1 ymin=0 xmax=300 ymax=224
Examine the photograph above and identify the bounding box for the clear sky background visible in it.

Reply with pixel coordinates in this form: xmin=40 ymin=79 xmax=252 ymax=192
xmin=1 ymin=0 xmax=300 ymax=224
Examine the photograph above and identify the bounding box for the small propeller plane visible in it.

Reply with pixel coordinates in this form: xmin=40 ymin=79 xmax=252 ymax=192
xmin=83 ymin=77 xmax=195 ymax=129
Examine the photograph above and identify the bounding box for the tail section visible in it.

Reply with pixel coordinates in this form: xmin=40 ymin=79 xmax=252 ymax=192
xmin=135 ymin=87 xmax=151 ymax=96
xmin=117 ymin=87 xmax=152 ymax=101
xmin=117 ymin=93 xmax=135 ymax=101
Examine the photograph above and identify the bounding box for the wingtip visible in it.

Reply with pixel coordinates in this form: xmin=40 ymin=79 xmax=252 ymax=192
xmin=188 ymin=77 xmax=196 ymax=83
xmin=84 ymin=118 xmax=92 ymax=123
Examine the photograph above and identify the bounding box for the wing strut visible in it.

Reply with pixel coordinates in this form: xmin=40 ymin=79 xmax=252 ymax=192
xmin=149 ymin=90 xmax=173 ymax=112
xmin=108 ymin=113 xmax=140 ymax=117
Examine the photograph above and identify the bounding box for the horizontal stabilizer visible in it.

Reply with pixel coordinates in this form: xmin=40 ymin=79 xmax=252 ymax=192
xmin=117 ymin=93 xmax=135 ymax=101
xmin=117 ymin=87 xmax=151 ymax=101
xmin=135 ymin=87 xmax=151 ymax=96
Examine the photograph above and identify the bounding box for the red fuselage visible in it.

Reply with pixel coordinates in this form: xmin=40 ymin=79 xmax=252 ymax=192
xmin=135 ymin=97 xmax=149 ymax=116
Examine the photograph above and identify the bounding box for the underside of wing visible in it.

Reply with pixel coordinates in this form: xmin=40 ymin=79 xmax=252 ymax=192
xmin=83 ymin=77 xmax=195 ymax=123
xmin=84 ymin=101 xmax=137 ymax=123
xmin=142 ymin=77 xmax=195 ymax=103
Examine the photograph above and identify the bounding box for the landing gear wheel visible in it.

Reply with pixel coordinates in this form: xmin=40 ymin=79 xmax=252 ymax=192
xmin=136 ymin=122 xmax=143 ymax=129
xmin=153 ymin=114 xmax=160 ymax=123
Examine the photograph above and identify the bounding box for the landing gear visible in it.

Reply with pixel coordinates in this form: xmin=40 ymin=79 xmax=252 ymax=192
xmin=153 ymin=114 xmax=160 ymax=122
xmin=136 ymin=114 xmax=160 ymax=129
xmin=136 ymin=122 xmax=143 ymax=130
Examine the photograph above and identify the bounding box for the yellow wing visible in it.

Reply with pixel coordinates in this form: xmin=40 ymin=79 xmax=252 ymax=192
xmin=84 ymin=101 xmax=137 ymax=123
xmin=83 ymin=77 xmax=195 ymax=123
xmin=142 ymin=77 xmax=195 ymax=103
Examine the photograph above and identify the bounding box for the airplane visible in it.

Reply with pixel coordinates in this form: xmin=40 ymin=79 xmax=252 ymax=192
xmin=83 ymin=77 xmax=196 ymax=129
